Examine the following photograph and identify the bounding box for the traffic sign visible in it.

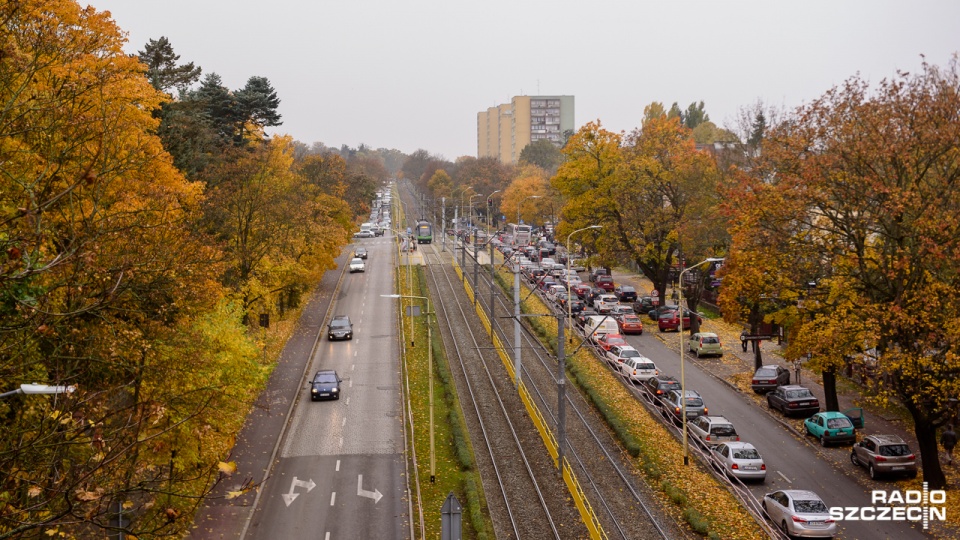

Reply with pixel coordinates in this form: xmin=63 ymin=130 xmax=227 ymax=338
xmin=651 ymin=290 xmax=659 ymax=297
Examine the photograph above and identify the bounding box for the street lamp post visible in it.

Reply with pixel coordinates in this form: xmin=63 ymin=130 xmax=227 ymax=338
xmin=513 ymin=195 xmax=542 ymax=392
xmin=567 ymin=225 xmax=602 ymax=343
xmin=468 ymin=193 xmax=482 ymax=235
xmin=382 ymin=294 xmax=436 ymax=482
xmin=458 ymin=187 xmax=474 ymax=234
xmin=678 ymin=257 xmax=725 ymax=466
xmin=1 ymin=383 xmax=77 ymax=399
xmin=486 ymin=190 xmax=502 ymax=233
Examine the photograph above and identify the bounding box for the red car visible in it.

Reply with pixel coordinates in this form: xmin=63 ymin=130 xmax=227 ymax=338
xmin=618 ymin=314 xmax=644 ymax=335
xmin=596 ymin=333 xmax=627 ymax=351
xmin=571 ymin=283 xmax=592 ymax=298
xmin=657 ymin=309 xmax=703 ymax=332
xmin=595 ymin=275 xmax=615 ymax=291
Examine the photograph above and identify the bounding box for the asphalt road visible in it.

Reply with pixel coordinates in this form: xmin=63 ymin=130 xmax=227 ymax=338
xmin=616 ymin=323 xmax=929 ymax=539
xmin=245 ymin=236 xmax=409 ymax=540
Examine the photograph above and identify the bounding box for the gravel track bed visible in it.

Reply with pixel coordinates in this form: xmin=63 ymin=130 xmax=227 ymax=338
xmin=424 ymin=247 xmax=586 ymax=539
xmin=471 ymin=259 xmax=688 ymax=540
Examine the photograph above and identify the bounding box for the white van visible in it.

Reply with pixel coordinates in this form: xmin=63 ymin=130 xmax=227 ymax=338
xmin=585 ymin=315 xmax=619 ymax=342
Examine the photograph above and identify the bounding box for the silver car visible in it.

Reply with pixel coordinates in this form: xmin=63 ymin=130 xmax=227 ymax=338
xmin=712 ymin=442 xmax=766 ymax=482
xmin=660 ymin=389 xmax=707 ymax=423
xmin=762 ymin=490 xmax=836 ymax=538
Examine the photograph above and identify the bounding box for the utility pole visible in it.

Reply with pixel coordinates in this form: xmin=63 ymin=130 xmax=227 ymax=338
xmin=489 ymin=239 xmax=496 ymax=341
xmin=557 ymin=315 xmax=566 ymax=470
xmin=441 ymin=197 xmax=447 ymax=252
xmin=514 ymin=262 xmax=522 ymax=388
xmin=473 ymin=230 xmax=479 ymax=306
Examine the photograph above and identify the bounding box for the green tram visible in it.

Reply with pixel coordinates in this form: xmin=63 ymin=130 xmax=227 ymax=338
xmin=415 ymin=220 xmax=433 ymax=244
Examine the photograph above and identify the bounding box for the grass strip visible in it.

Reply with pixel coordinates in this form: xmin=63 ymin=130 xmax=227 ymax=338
xmin=401 ymin=265 xmax=492 ymax=540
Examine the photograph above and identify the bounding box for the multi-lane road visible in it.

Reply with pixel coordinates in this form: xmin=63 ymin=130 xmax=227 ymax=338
xmin=243 ymin=234 xmax=410 ymax=540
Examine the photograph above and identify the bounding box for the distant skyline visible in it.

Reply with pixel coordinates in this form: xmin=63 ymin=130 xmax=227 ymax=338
xmin=87 ymin=0 xmax=960 ymax=161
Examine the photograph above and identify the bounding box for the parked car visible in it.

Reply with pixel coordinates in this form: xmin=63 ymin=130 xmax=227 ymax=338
xmin=644 ymin=374 xmax=682 ymax=398
xmin=761 ymin=490 xmax=837 ymax=538
xmin=850 ymin=434 xmax=918 ymax=479
xmin=804 ymin=411 xmax=857 ymax=447
xmin=632 ymin=296 xmax=658 ymax=314
xmin=767 ymin=385 xmax=820 ymax=417
xmin=609 ymin=304 xmax=635 ymax=319
xmin=619 ymin=355 xmax=658 ymax=383
xmin=594 ymin=294 xmax=619 ymax=313
xmin=349 ymin=257 xmax=365 ymax=273
xmin=689 ymin=415 xmax=740 ymax=447
xmin=605 ymin=344 xmax=642 ymax=367
xmin=596 ymin=333 xmax=627 ymax=351
xmin=750 ymin=365 xmax=791 ymax=393
xmin=595 ymin=275 xmax=615 ymax=291
xmin=661 ymin=390 xmax=708 ymax=423
xmin=687 ymin=332 xmax=722 ymax=357
xmin=615 ymin=285 xmax=638 ymax=302
xmin=310 ymin=370 xmax=343 ymax=401
xmin=327 ymin=315 xmax=354 ymax=341
xmin=712 ymin=442 xmax=766 ymax=482
xmin=617 ymin=314 xmax=644 ymax=335
xmin=588 ymin=268 xmax=608 ymax=282
xmin=648 ymin=305 xmax=677 ymax=321
xmin=355 ymin=247 xmax=368 ymax=259
xmin=658 ymin=309 xmax=704 ymax=332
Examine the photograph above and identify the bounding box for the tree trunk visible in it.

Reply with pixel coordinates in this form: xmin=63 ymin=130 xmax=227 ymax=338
xmin=911 ymin=410 xmax=946 ymax=489
xmin=822 ymin=368 xmax=839 ymax=412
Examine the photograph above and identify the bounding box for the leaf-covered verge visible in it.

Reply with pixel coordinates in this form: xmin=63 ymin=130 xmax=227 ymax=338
xmin=495 ymin=268 xmax=765 ymax=539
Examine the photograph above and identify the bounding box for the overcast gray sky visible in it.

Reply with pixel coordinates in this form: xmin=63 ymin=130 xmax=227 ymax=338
xmin=87 ymin=0 xmax=959 ymax=161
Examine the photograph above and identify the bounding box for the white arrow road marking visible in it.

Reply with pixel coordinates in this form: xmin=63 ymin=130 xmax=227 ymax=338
xmin=281 ymin=476 xmax=317 ymax=507
xmin=357 ymin=474 xmax=383 ymax=503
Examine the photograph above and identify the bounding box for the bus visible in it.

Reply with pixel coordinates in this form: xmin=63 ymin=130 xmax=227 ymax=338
xmin=415 ymin=220 xmax=433 ymax=244
xmin=506 ymin=223 xmax=532 ymax=246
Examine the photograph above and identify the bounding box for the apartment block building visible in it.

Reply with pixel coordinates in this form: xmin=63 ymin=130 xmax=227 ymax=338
xmin=477 ymin=95 xmax=574 ymax=164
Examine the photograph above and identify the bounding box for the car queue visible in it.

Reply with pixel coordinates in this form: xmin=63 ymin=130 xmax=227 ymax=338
xmin=496 ymin=238 xmax=921 ymax=539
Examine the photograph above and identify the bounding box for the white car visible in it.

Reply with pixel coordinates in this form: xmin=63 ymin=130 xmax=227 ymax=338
xmin=761 ymin=490 xmax=837 ymax=538
xmin=354 ymin=230 xmax=374 ymax=238
xmin=349 ymin=257 xmax=365 ymax=273
xmin=594 ymin=294 xmax=619 ymax=313
xmin=712 ymin=442 xmax=766 ymax=482
xmin=605 ymin=345 xmax=642 ymax=367
xmin=618 ymin=355 xmax=658 ymax=383
xmin=545 ymin=284 xmax=566 ymax=303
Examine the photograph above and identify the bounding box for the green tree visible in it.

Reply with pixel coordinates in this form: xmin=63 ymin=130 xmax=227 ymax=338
xmin=137 ymin=36 xmax=201 ymax=95
xmin=519 ymin=139 xmax=564 ymax=174
xmin=236 ymin=75 xmax=282 ymax=141
xmin=682 ymin=100 xmax=710 ymax=129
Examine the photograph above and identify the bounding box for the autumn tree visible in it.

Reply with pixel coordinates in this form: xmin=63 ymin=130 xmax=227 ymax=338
xmin=202 ymin=137 xmax=351 ymax=316
xmin=502 ymin=165 xmax=553 ymax=226
xmin=554 ymin=116 xmax=724 ymax=313
xmin=0 ymin=2 xmax=259 ymax=537
xmin=722 ymin=58 xmax=960 ymax=489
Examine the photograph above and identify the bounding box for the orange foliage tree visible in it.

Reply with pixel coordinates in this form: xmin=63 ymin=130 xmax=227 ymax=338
xmin=722 ymin=57 xmax=960 ymax=489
